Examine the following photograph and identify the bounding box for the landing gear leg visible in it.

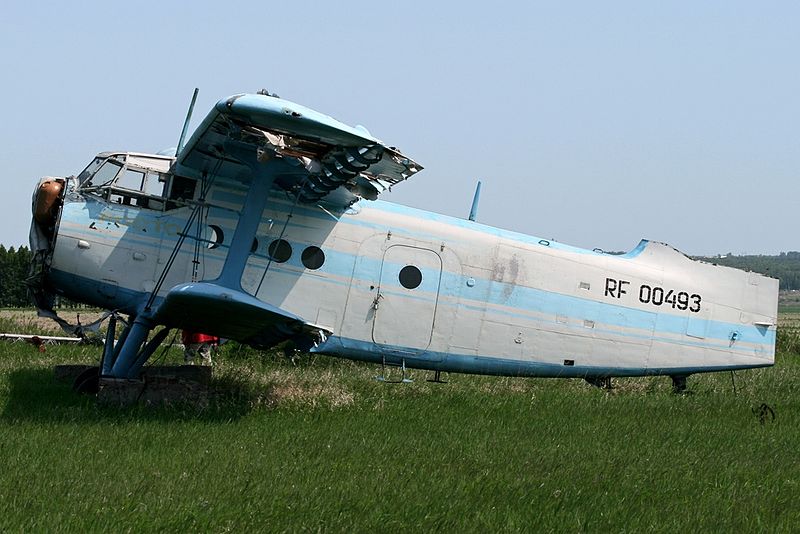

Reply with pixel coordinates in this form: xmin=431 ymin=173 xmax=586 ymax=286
xmin=100 ymin=314 xmax=118 ymax=376
xmin=109 ymin=316 xmax=154 ymax=378
xmin=671 ymin=375 xmax=687 ymax=393
xmin=75 ymin=313 xmax=118 ymax=394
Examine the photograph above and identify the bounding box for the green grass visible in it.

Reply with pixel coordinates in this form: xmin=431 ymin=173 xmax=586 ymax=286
xmin=1 ymin=337 xmax=799 ymax=531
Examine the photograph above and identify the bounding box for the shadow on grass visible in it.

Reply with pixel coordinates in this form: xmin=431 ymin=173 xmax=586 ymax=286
xmin=1 ymin=367 xmax=258 ymax=423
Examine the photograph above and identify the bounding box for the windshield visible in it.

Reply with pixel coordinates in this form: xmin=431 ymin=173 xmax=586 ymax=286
xmin=92 ymin=161 xmax=124 ymax=188
xmin=81 ymin=160 xmax=123 ymax=189
xmin=76 ymin=157 xmax=105 ymax=186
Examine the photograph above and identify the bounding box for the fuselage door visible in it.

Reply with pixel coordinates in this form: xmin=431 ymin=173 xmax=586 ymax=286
xmin=372 ymin=245 xmax=442 ymax=352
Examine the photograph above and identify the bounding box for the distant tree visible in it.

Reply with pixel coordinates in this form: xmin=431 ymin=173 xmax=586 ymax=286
xmin=0 ymin=245 xmax=8 ymax=305
xmin=0 ymin=246 xmax=33 ymax=307
xmin=10 ymin=247 xmax=32 ymax=306
xmin=694 ymin=252 xmax=800 ymax=291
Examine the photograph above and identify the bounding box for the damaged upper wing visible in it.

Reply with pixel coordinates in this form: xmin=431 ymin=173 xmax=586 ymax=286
xmin=172 ymin=93 xmax=423 ymax=205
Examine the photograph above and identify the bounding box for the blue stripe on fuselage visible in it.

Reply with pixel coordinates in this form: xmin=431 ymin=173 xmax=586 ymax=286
xmin=54 ymin=194 xmax=773 ymax=353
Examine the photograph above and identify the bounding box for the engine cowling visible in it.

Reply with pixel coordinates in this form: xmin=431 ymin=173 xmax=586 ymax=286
xmin=33 ymin=177 xmax=65 ymax=233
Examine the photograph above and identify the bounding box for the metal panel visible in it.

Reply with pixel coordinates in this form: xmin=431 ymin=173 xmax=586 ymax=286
xmin=372 ymin=245 xmax=442 ymax=351
xmin=686 ymin=304 xmax=712 ymax=339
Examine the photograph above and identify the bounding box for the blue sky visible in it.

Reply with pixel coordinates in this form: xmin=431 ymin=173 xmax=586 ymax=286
xmin=2 ymin=1 xmax=798 ymax=255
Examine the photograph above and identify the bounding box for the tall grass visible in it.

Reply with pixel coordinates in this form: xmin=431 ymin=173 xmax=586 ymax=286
xmin=777 ymin=326 xmax=800 ymax=356
xmin=0 ymin=309 xmax=799 ymax=531
xmin=1 ymin=338 xmax=799 ymax=531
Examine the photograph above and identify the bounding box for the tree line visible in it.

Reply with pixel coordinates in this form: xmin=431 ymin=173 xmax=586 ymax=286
xmin=0 ymin=245 xmax=33 ymax=307
xmin=694 ymin=252 xmax=800 ymax=291
xmin=1 ymin=245 xmax=799 ymax=308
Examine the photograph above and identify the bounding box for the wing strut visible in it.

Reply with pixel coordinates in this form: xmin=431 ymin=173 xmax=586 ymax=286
xmin=212 ymin=142 xmax=277 ymax=289
xmin=108 ymin=143 xmax=281 ymax=379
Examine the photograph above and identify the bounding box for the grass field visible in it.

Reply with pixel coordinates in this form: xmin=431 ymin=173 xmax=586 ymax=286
xmin=1 ymin=314 xmax=799 ymax=531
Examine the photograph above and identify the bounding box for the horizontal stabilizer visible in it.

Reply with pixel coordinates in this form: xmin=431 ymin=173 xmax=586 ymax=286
xmin=154 ymin=282 xmax=330 ymax=348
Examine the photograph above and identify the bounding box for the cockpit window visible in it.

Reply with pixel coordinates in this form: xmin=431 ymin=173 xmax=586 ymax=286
xmin=143 ymin=172 xmax=167 ymax=196
xmin=116 ymin=168 xmax=145 ymax=191
xmin=108 ymin=168 xmax=165 ymax=208
xmin=77 ymin=157 xmax=105 ymax=186
xmin=169 ymin=176 xmax=196 ymax=202
xmin=83 ymin=160 xmax=123 ymax=189
xmin=77 ymin=153 xmax=186 ymax=211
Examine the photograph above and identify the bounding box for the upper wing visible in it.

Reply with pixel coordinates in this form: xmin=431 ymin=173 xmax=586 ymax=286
xmin=172 ymin=93 xmax=423 ymax=205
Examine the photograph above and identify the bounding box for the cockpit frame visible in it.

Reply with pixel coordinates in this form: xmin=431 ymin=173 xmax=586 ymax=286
xmin=76 ymin=152 xmax=195 ymax=211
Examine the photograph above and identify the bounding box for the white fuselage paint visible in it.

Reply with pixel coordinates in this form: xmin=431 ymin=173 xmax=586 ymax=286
xmin=46 ymin=170 xmax=778 ymax=378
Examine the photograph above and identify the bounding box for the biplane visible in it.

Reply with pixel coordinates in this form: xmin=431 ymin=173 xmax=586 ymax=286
xmin=29 ymin=91 xmax=779 ymax=392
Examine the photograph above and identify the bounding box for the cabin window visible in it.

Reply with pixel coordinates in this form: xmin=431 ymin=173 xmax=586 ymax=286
xmin=168 ymin=176 xmax=196 ymax=203
xmin=207 ymin=225 xmax=224 ymax=249
xmin=301 ymin=246 xmax=325 ymax=270
xmin=163 ymin=175 xmax=197 ymax=210
xmin=268 ymin=239 xmax=292 ymax=263
xmin=399 ymin=265 xmax=422 ymax=289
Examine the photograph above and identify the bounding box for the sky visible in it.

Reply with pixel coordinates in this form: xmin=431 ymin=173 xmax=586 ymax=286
xmin=1 ymin=1 xmax=798 ymax=256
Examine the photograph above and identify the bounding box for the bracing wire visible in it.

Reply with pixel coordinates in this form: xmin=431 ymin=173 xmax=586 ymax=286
xmin=254 ymin=179 xmax=308 ymax=296
xmin=145 ymin=161 xmax=221 ymax=310
xmin=191 ymin=172 xmax=208 ymax=283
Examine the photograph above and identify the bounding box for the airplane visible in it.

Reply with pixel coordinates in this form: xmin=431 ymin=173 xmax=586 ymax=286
xmin=28 ymin=90 xmax=779 ymax=394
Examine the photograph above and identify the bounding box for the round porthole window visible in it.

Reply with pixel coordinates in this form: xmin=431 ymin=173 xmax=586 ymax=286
xmin=207 ymin=225 xmax=224 ymax=249
xmin=399 ymin=265 xmax=422 ymax=289
xmin=268 ymin=239 xmax=292 ymax=263
xmin=301 ymin=246 xmax=325 ymax=270
xmin=251 ymin=237 xmax=259 ymax=253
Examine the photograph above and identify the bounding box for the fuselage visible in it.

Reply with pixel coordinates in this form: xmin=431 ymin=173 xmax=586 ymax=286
xmin=34 ymin=151 xmax=779 ymax=379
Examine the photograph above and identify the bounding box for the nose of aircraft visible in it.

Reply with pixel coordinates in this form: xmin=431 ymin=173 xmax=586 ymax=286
xmin=28 ymin=176 xmax=67 ymax=313
xmin=32 ymin=177 xmax=64 ymax=236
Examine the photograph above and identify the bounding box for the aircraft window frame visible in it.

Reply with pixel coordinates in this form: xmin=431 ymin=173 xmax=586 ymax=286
xmin=107 ymin=167 xmax=169 ymax=210
xmin=76 ymin=157 xmax=106 ymax=187
xmin=115 ymin=168 xmax=146 ymax=191
xmin=77 ymin=156 xmax=175 ymax=212
xmin=81 ymin=160 xmax=123 ymax=190
xmin=142 ymin=172 xmax=167 ymax=197
xmin=165 ymin=175 xmax=197 ymax=210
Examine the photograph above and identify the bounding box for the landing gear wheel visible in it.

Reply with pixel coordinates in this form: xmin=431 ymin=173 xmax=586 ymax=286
xmin=73 ymin=366 xmax=100 ymax=395
xmin=671 ymin=375 xmax=687 ymax=393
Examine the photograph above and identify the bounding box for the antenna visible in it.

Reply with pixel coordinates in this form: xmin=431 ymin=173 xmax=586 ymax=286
xmin=176 ymin=88 xmax=199 ymax=157
xmin=468 ymin=180 xmax=482 ymax=222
